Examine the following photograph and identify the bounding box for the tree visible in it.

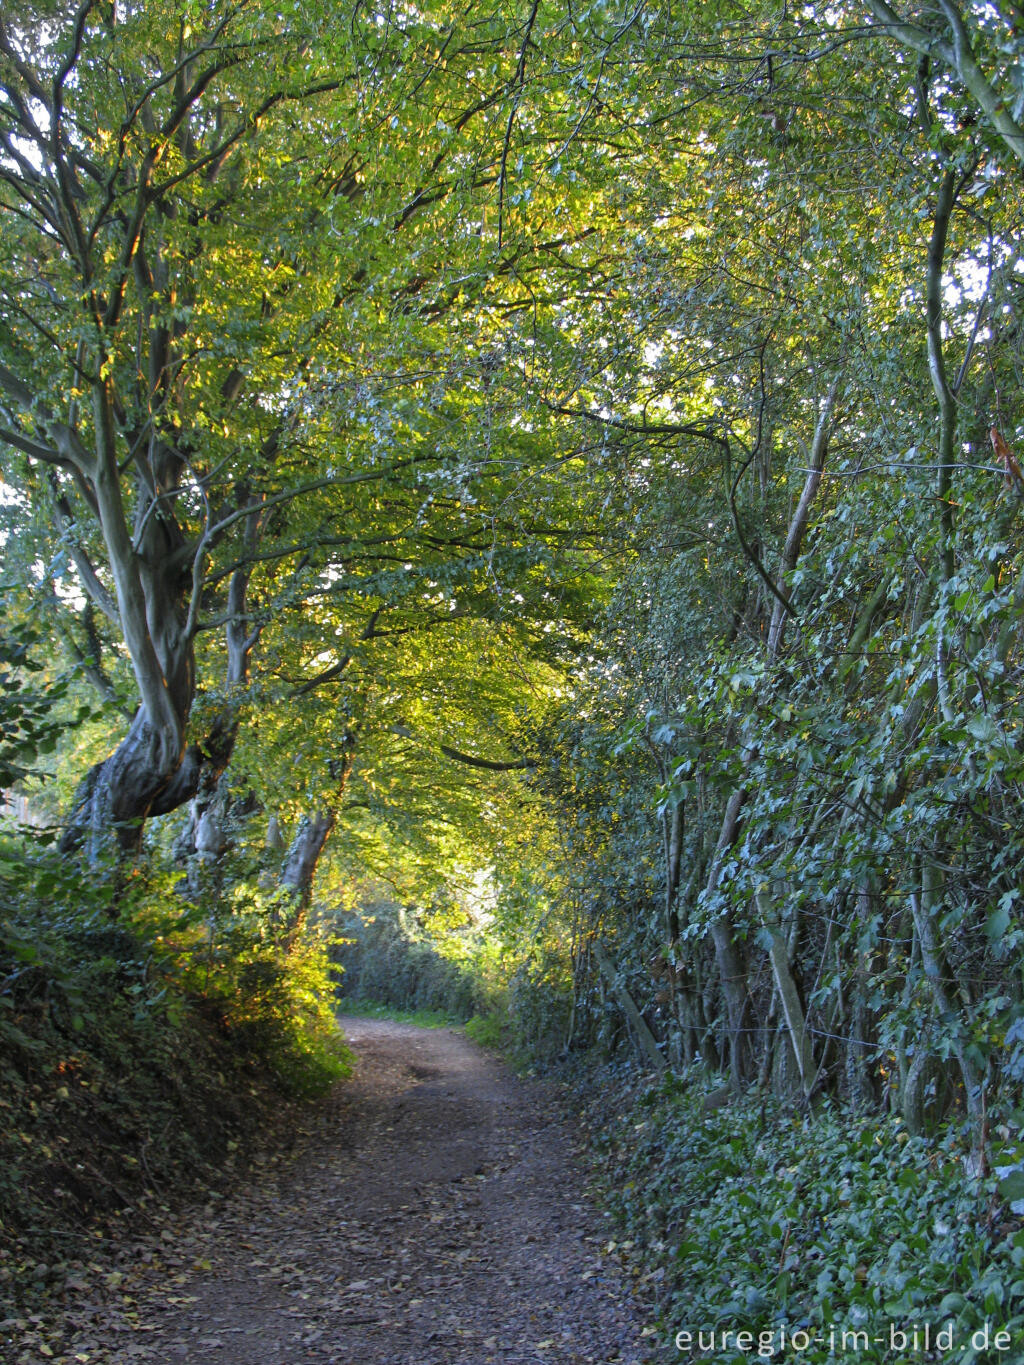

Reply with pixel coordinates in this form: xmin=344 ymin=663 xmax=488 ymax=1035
xmin=864 ymin=0 xmax=1024 ymax=166
xmin=0 ymin=0 xmax=567 ymax=863
xmin=0 ymin=2 xmax=355 ymax=854
xmin=462 ymin=0 xmax=1024 ymax=1117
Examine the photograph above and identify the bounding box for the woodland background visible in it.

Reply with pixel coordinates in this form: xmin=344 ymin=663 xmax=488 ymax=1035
xmin=3 ymin=0 xmax=1024 ymax=1356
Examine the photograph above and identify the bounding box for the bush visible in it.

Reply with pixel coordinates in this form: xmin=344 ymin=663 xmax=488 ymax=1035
xmin=464 ymin=1013 xmax=508 ymax=1049
xmin=505 ymin=953 xmax=573 ymax=1065
xmin=152 ymin=883 xmax=352 ymax=1099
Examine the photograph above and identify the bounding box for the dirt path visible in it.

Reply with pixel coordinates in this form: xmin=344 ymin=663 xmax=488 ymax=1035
xmin=22 ymin=1019 xmax=656 ymax=1365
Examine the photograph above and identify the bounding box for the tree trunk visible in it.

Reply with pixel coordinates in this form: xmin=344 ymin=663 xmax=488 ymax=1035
xmin=910 ymin=859 xmax=986 ymax=1123
xmin=766 ymin=381 xmax=837 ymax=657
xmin=59 ymin=401 xmax=194 ymax=858
xmin=702 ymin=383 xmax=838 ymax=1090
xmin=845 ymin=884 xmax=878 ymax=1111
xmin=62 ymin=705 xmax=189 ymax=860
xmin=174 ymin=772 xmax=261 ymax=900
xmin=705 ymin=788 xmax=752 ymax=1088
xmin=593 ymin=941 xmax=667 ymax=1073
xmin=279 ymin=810 xmax=337 ymax=926
xmin=757 ymin=892 xmax=817 ymax=1101
xmin=167 ymin=549 xmax=263 ymax=889
xmin=276 ymin=739 xmax=357 ymax=923
xmin=63 ymin=536 xmax=261 ymax=865
xmin=664 ymin=800 xmax=684 ymax=942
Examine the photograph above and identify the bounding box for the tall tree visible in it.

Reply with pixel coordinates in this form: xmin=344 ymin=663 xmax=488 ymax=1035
xmin=0 ymin=1 xmax=357 ymax=854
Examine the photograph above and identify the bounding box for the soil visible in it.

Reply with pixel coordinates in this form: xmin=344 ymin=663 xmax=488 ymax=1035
xmin=4 ymin=1018 xmax=658 ymax=1365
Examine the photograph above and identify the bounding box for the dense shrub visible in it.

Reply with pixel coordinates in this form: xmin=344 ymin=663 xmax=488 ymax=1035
xmin=140 ymin=881 xmax=351 ymax=1099
xmin=505 ymin=952 xmax=573 ymax=1065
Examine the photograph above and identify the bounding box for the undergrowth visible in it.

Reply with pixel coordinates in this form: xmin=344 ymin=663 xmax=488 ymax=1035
xmin=332 ymin=899 xmax=502 ymax=1023
xmin=0 ymin=839 xmax=350 ymax=1283
xmin=585 ymin=1069 xmax=1024 ymax=1365
xmin=464 ymin=1012 xmax=510 ymax=1050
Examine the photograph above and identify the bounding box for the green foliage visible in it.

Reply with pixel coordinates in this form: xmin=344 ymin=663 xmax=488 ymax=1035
xmin=5 ymin=0 xmax=1024 ymax=1315
xmin=0 ymin=607 xmax=97 ymax=793
xmin=333 ymin=897 xmax=502 ymax=1025
xmin=221 ymin=932 xmax=351 ymax=1100
xmin=135 ymin=881 xmax=351 ymax=1100
xmin=472 ymin=0 xmax=1024 ymax=1121
xmin=336 ymin=999 xmax=460 ymax=1029
xmin=464 ymin=1013 xmax=509 ymax=1050
xmin=0 ymin=838 xmax=349 ymax=1251
xmin=0 ymin=860 xmax=231 ymax=1245
xmin=591 ymin=1070 xmax=1024 ymax=1364
xmin=504 ymin=952 xmax=574 ymax=1067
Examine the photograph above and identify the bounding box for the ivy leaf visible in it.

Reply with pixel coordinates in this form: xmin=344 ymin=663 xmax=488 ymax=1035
xmin=997 ymin=1170 xmax=1024 ymax=1203
xmin=987 ymin=905 xmax=1011 ymax=944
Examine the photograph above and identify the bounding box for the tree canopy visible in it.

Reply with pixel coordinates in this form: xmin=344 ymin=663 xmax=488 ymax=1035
xmin=3 ymin=0 xmax=1024 ymax=1133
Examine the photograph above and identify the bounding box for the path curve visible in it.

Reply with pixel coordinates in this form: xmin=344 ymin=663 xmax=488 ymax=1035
xmin=40 ymin=1019 xmax=654 ymax=1365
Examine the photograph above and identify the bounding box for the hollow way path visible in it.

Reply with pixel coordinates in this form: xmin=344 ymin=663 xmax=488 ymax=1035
xmin=44 ymin=1018 xmax=655 ymax=1365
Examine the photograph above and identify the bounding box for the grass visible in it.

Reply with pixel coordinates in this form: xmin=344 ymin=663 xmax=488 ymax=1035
xmin=334 ymin=997 xmax=460 ymax=1029
xmin=334 ymin=997 xmax=514 ymax=1057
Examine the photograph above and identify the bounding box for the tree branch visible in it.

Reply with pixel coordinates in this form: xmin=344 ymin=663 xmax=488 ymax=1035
xmin=292 ymin=606 xmax=386 ymax=697
xmin=865 ymin=0 xmax=1024 ymax=164
xmin=0 ymin=363 xmax=95 ymax=472
xmin=766 ymin=379 xmax=839 ymax=657
xmin=497 ymin=0 xmax=540 ymax=250
xmin=48 ymin=475 xmax=120 ymax=623
xmin=391 ymin=724 xmax=535 ymax=770
xmin=927 ymin=167 xmax=958 ymax=584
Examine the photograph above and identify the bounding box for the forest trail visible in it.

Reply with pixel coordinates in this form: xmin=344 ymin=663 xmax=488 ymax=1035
xmin=19 ymin=1019 xmax=655 ymax=1365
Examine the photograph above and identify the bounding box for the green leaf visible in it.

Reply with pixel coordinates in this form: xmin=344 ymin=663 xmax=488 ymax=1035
xmin=967 ymin=715 xmax=1000 ymax=744
xmin=998 ymin=1171 xmax=1024 ymax=1203
xmin=988 ymin=905 xmax=1012 ymax=943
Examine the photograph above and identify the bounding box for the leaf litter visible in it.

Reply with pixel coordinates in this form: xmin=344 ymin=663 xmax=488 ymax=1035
xmin=2 ymin=1018 xmax=657 ymax=1364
